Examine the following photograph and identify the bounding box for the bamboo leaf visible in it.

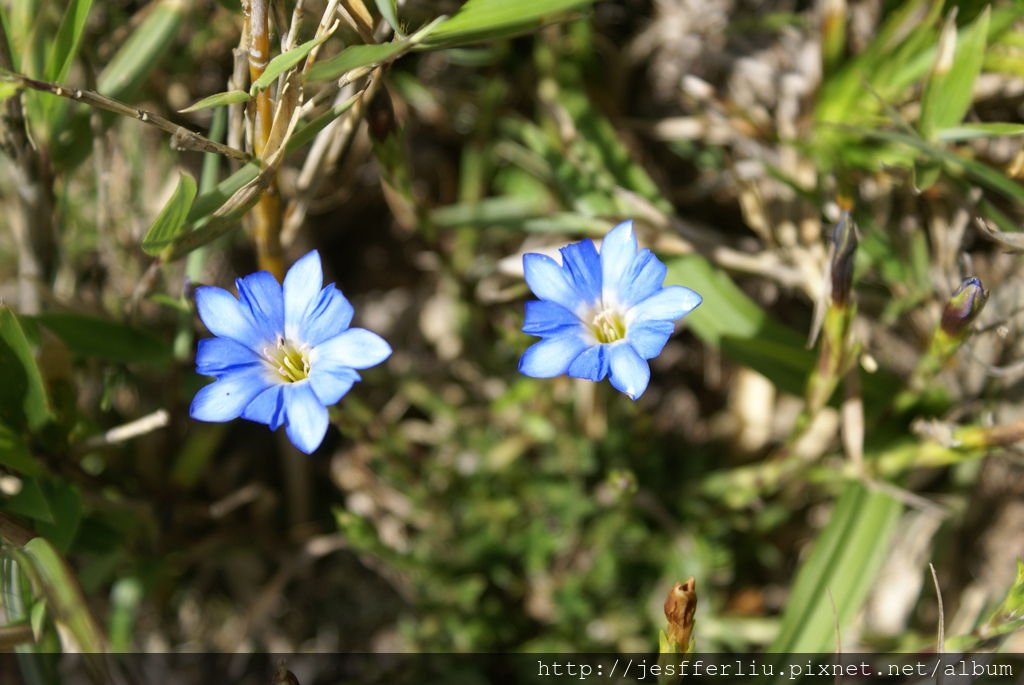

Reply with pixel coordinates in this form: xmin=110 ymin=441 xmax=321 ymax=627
xmin=420 ymin=0 xmax=596 ymax=48
xmin=97 ymin=0 xmax=184 ymax=98
xmin=33 ymin=313 xmax=172 ymax=366
xmin=0 ymin=425 xmax=42 ymax=477
xmin=44 ymin=0 xmax=93 ymax=83
xmin=307 ymin=17 xmax=446 ymax=82
xmin=8 ymin=538 xmax=107 ymax=653
xmin=142 ymin=173 xmax=198 ymax=255
xmin=0 ymin=308 xmax=51 ymax=433
xmin=179 ymin=89 xmax=250 ymax=113
xmin=250 ymin=32 xmax=332 ymax=93
xmin=374 ymin=0 xmax=402 ymax=36
xmin=307 ymin=41 xmax=409 ymax=83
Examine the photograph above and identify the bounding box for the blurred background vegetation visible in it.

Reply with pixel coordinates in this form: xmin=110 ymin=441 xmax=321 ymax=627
xmin=1 ymin=0 xmax=1024 ymax=662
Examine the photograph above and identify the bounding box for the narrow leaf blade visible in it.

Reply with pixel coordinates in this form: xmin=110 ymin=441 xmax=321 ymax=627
xmin=142 ymin=173 xmax=198 ymax=255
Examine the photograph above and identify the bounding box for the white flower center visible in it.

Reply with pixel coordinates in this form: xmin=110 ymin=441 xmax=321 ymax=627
xmin=588 ymin=306 xmax=627 ymax=344
xmin=262 ymin=336 xmax=312 ymax=383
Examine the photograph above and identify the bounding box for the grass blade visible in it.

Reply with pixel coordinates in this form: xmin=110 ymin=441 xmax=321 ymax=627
xmin=770 ymin=483 xmax=901 ymax=652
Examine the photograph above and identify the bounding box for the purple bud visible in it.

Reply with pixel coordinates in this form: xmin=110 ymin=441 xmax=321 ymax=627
xmin=830 ymin=211 xmax=857 ymax=306
xmin=940 ymin=277 xmax=988 ymax=337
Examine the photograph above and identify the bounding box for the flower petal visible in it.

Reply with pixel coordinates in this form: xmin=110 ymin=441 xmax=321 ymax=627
xmin=619 ymin=249 xmax=668 ymax=306
xmin=236 ymin=271 xmax=284 ymax=341
xmin=284 ymin=250 xmax=324 ymax=340
xmin=242 ymin=384 xmax=286 ymax=430
xmin=608 ymin=344 xmax=651 ymax=400
xmin=626 ymin=320 xmax=675 ymax=359
xmin=195 ymin=337 xmax=262 ymax=377
xmin=194 ymin=286 xmax=265 ymax=350
xmin=300 ymin=285 xmax=355 ymax=347
xmin=518 ymin=334 xmax=588 ymax=378
xmin=283 ymin=382 xmax=329 ymax=454
xmin=314 ymin=328 xmax=392 ymax=370
xmin=310 ymin=367 xmax=360 ymax=405
xmin=559 ymin=239 xmax=602 ymax=306
xmin=523 ymin=253 xmax=580 ymax=312
xmin=630 ymin=286 xmax=702 ymax=323
xmin=600 ymin=220 xmax=638 ymax=302
xmin=189 ymin=368 xmax=272 ymax=422
xmin=523 ymin=300 xmax=582 ymax=336
xmin=567 ymin=344 xmax=609 ymax=381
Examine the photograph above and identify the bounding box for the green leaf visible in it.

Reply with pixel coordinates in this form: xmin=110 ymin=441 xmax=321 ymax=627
xmin=250 ymin=32 xmax=332 ymax=93
xmin=664 ymin=255 xmax=815 ymax=397
xmin=865 ymin=128 xmax=1024 ymax=205
xmin=8 ymin=538 xmax=107 ymax=653
xmin=187 ymin=163 xmax=260 ymax=223
xmin=142 ymin=173 xmax=198 ymax=255
xmin=770 ymin=483 xmax=902 ymax=652
xmin=307 ymin=17 xmax=447 ymax=82
xmin=0 ymin=425 xmax=42 ymax=476
xmin=374 ymin=0 xmax=402 ymax=36
xmin=33 ymin=482 xmax=81 ymax=553
xmin=420 ymin=0 xmax=596 ymax=48
xmin=936 ymin=122 xmax=1024 ymax=140
xmin=307 ymin=41 xmax=409 ymax=82
xmin=2 ymin=479 xmax=53 ymax=523
xmin=33 ymin=313 xmax=171 ymax=366
xmin=44 ymin=0 xmax=93 ymax=83
xmin=0 ymin=308 xmax=52 ymax=432
xmin=179 ymin=89 xmax=250 ymax=113
xmin=919 ymin=7 xmax=990 ymax=139
xmin=97 ymin=0 xmax=184 ymax=98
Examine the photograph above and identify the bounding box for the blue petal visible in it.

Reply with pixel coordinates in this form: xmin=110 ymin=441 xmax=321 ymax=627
xmin=194 ymin=286 xmax=265 ymax=351
xmin=310 ymin=367 xmax=359 ymax=405
xmin=600 ymin=221 xmax=638 ymax=303
xmin=559 ymin=239 xmax=602 ymax=306
xmin=284 ymin=250 xmax=324 ymax=341
xmin=567 ymin=344 xmax=609 ymax=381
xmin=618 ymin=249 xmax=668 ymax=306
xmin=518 ymin=334 xmax=588 ymax=378
xmin=196 ymin=337 xmax=262 ymax=377
xmin=299 ymin=285 xmax=355 ymax=347
xmin=626 ymin=320 xmax=675 ymax=359
xmin=235 ymin=271 xmax=284 ymax=341
xmin=314 ymin=328 xmax=392 ymax=370
xmin=283 ymin=382 xmax=329 ymax=454
xmin=242 ymin=384 xmax=286 ymax=430
xmin=523 ymin=253 xmax=581 ymax=312
xmin=630 ymin=286 xmax=702 ymax=323
xmin=523 ymin=300 xmax=582 ymax=336
xmin=608 ymin=344 xmax=651 ymax=400
xmin=190 ymin=368 xmax=272 ymax=422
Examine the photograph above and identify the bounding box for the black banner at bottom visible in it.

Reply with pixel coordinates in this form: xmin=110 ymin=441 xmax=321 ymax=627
xmin=0 ymin=652 xmax=1021 ymax=685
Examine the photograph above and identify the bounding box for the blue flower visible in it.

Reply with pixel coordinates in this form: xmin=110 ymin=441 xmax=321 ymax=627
xmin=190 ymin=250 xmax=391 ymax=454
xmin=519 ymin=221 xmax=702 ymax=399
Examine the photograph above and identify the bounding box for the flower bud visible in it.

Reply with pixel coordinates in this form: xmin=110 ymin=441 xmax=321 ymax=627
xmin=940 ymin=277 xmax=988 ymax=337
xmin=663 ymin=577 xmax=697 ymax=653
xmin=829 ymin=211 xmax=857 ymax=307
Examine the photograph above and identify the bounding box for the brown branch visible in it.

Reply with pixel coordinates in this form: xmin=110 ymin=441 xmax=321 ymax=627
xmin=0 ymin=71 xmax=251 ymax=162
xmin=247 ymin=0 xmax=285 ymax=279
